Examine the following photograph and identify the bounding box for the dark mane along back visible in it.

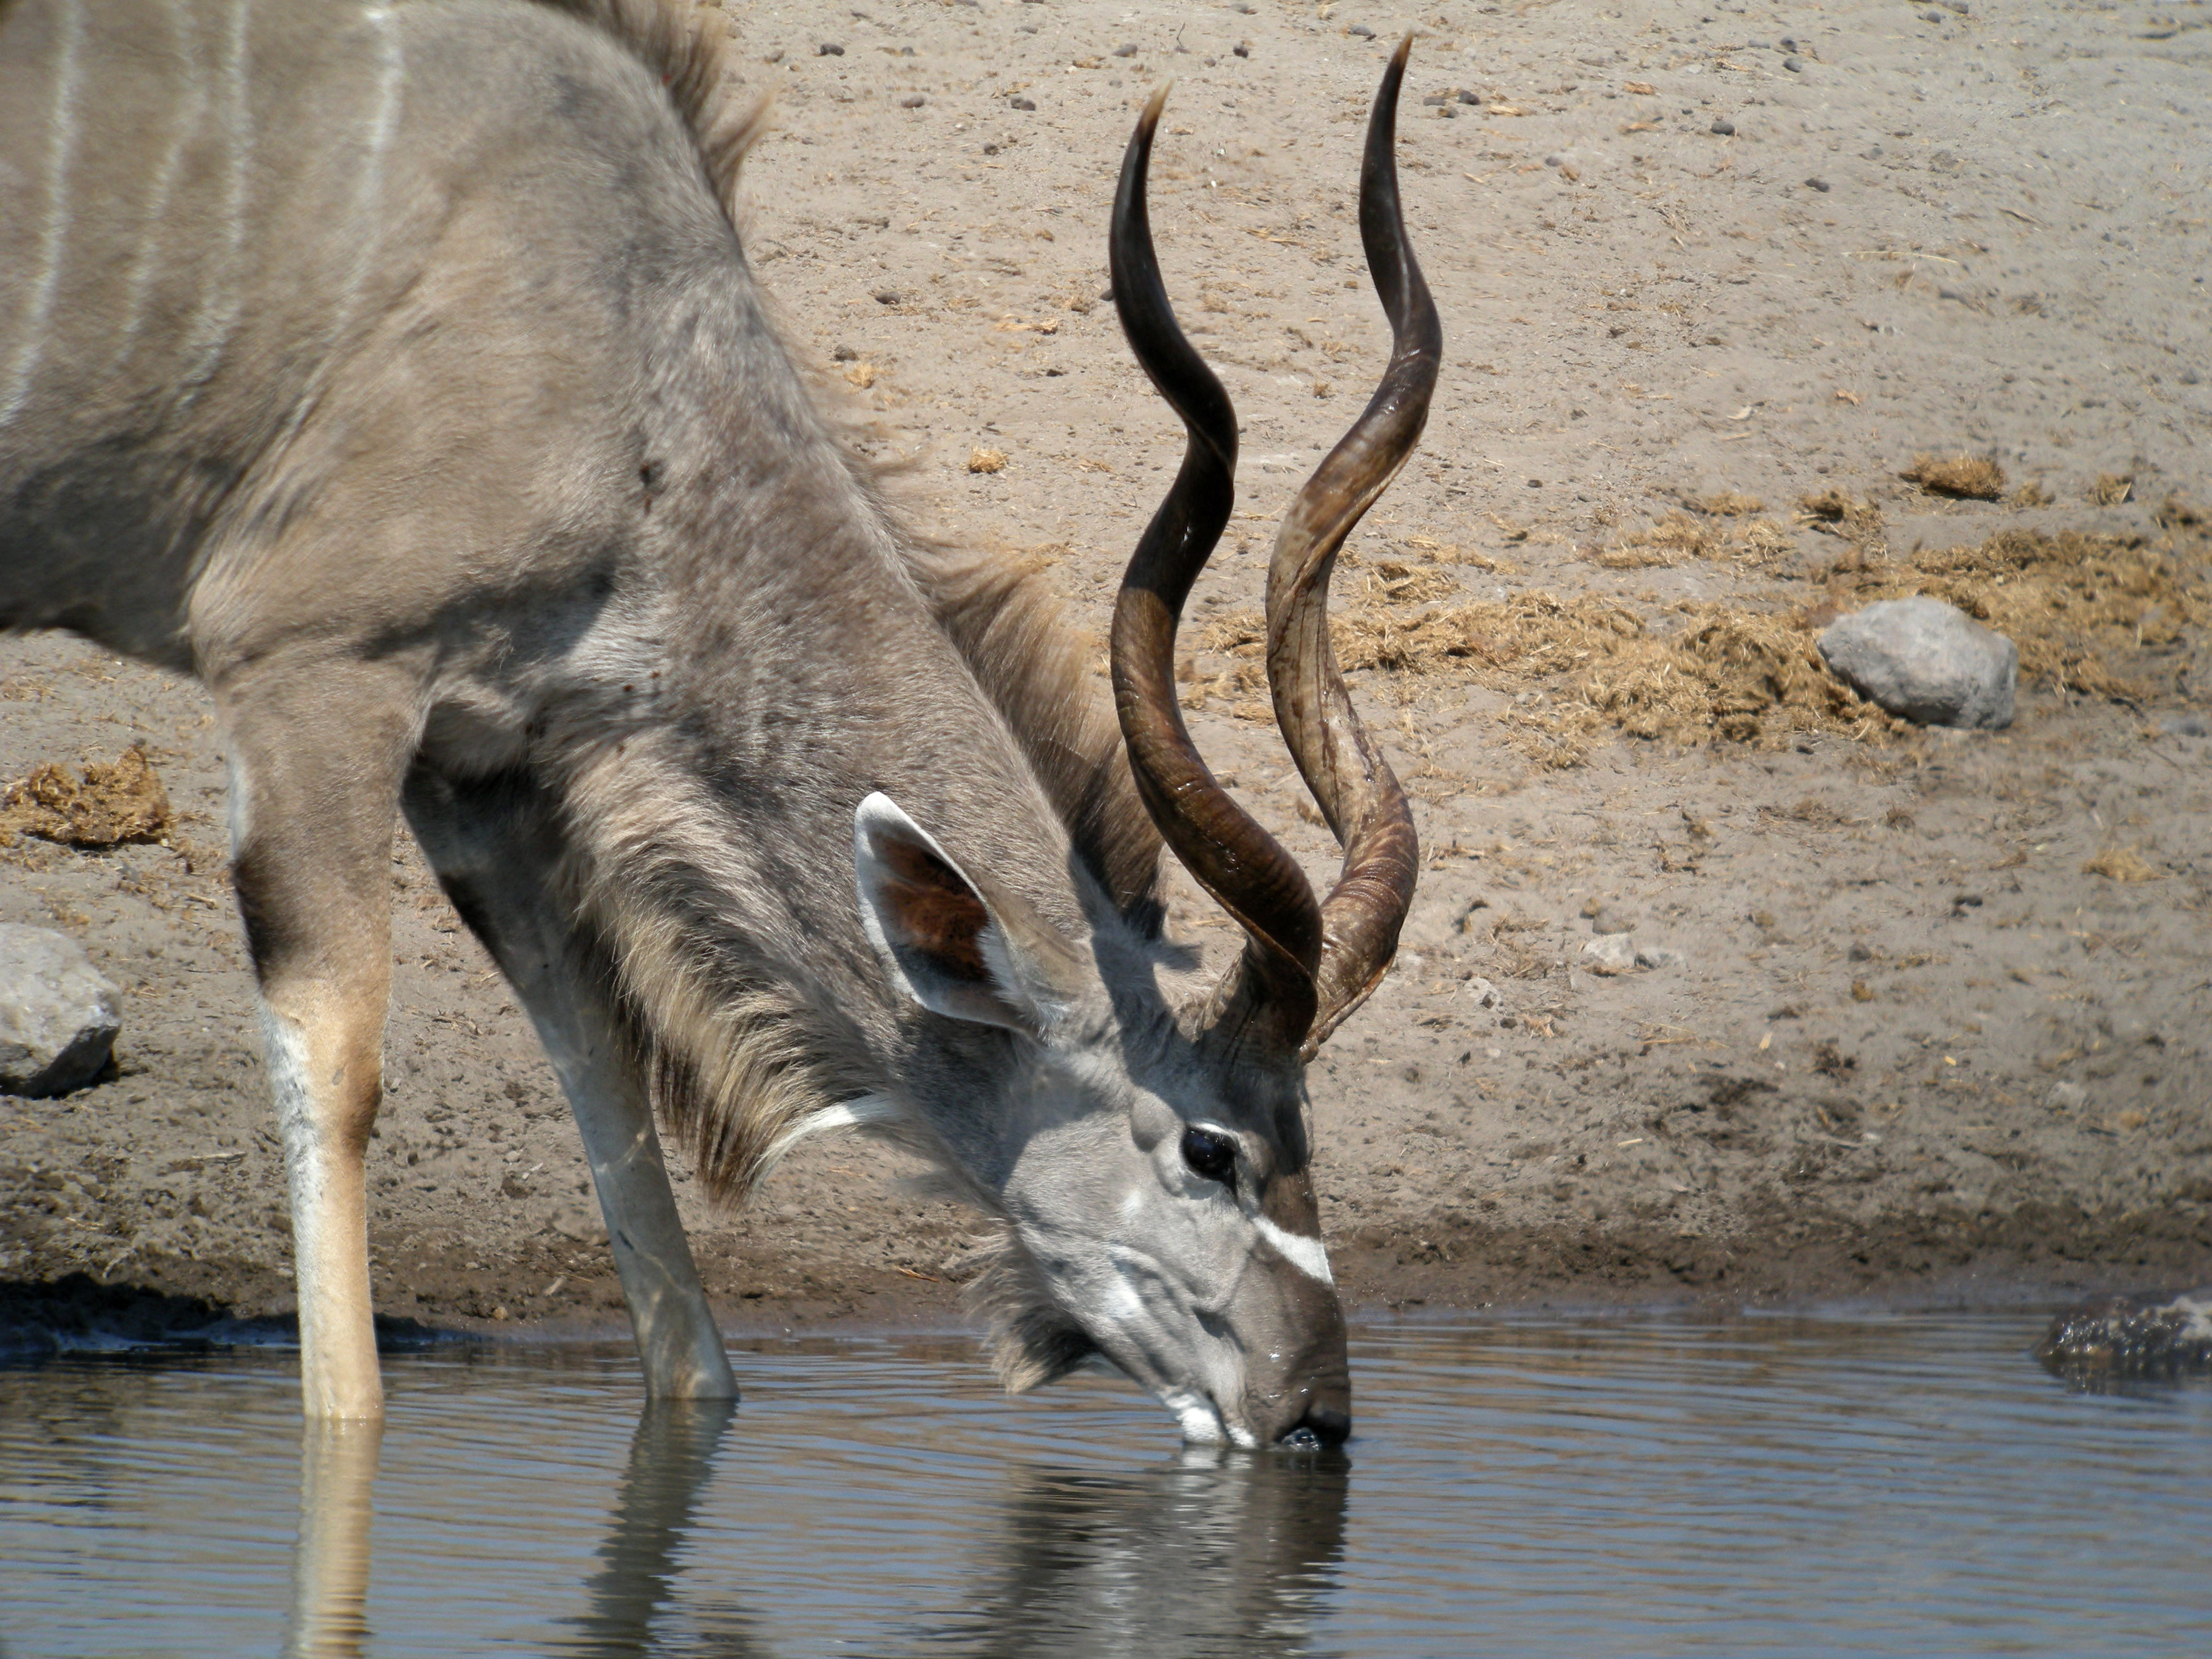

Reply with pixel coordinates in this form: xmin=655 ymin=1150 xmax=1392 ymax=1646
xmin=536 ymin=0 xmax=765 ymax=217
xmin=902 ymin=539 xmax=1164 ymax=923
xmin=545 ymin=1 xmax=1163 ymax=924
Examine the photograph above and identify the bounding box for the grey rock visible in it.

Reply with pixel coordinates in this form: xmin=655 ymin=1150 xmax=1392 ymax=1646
xmin=2037 ymin=1291 xmax=2212 ymax=1380
xmin=871 ymin=287 xmax=901 ymax=305
xmin=1804 ymin=175 xmax=1831 ymax=192
xmin=1010 ymin=96 xmax=1036 ymax=110
xmin=1783 ymin=54 xmax=1804 ymax=71
xmin=899 ymin=93 xmax=926 ymax=108
xmin=1634 ymin=945 xmax=1686 ymax=970
xmin=817 ymin=42 xmax=844 ymax=56
xmin=1818 ymin=596 xmax=2018 ymax=729
xmin=0 ymin=925 xmax=122 ymax=1097
xmin=1457 ymin=89 xmax=1481 ymax=105
xmin=1466 ymin=977 xmax=1505 ymax=1010
xmin=1112 ymin=43 xmax=1138 ymax=58
xmin=1580 ymin=934 xmax=1638 ymax=976
xmin=1710 ymin=117 xmax=1735 ymax=136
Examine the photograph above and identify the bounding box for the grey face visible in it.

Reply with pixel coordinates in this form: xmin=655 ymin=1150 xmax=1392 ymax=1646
xmin=854 ymin=793 xmax=1352 ymax=1447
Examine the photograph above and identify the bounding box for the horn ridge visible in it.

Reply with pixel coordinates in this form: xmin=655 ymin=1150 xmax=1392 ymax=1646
xmin=1108 ymin=86 xmax=1323 ymax=1039
xmin=1265 ymin=35 xmax=1439 ymax=1057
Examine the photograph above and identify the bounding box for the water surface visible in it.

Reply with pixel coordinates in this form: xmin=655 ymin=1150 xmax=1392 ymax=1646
xmin=3 ymin=1312 xmax=2207 ymax=1656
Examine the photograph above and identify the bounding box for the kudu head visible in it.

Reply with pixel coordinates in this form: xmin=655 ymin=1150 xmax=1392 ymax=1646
xmin=851 ymin=42 xmax=1438 ymax=1448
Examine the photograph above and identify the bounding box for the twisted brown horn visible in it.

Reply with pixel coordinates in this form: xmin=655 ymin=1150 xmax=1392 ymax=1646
xmin=1270 ymin=36 xmax=1438 ymax=1056
xmin=1108 ymin=86 xmax=1322 ymax=1046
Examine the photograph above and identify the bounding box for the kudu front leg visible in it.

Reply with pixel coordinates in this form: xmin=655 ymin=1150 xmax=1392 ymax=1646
xmin=402 ymin=773 xmax=735 ymax=1399
xmin=223 ymin=680 xmax=416 ymax=1420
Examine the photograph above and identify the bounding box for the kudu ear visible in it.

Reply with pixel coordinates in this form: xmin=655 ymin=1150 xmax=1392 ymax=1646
xmin=853 ymin=793 xmax=1089 ymax=1035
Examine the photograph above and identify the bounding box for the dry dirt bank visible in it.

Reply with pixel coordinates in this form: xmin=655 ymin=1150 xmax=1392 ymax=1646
xmin=5 ymin=0 xmax=2211 ymax=1353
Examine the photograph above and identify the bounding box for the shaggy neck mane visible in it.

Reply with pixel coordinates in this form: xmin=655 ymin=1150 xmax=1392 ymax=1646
xmin=543 ymin=2 xmax=1165 ymax=1209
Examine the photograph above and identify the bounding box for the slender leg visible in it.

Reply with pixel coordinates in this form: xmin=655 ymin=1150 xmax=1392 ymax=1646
xmin=403 ymin=770 xmax=736 ymax=1399
xmin=223 ymin=673 xmax=416 ymax=1420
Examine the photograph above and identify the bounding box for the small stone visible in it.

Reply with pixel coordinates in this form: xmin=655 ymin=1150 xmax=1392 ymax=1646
xmin=1233 ymin=43 xmax=1251 ymax=59
xmin=1422 ymin=94 xmax=1451 ymax=106
xmin=1457 ymin=89 xmax=1481 ymax=105
xmin=1436 ymin=104 xmax=1457 ymax=118
xmin=2037 ymin=1291 xmax=2212 ymax=1380
xmin=1112 ymin=43 xmax=1138 ymax=58
xmin=1819 ymin=597 xmax=2017 ymax=729
xmin=1920 ymin=7 xmax=1944 ymax=18
xmin=1847 ymin=942 xmax=1873 ymax=962
xmin=0 ymin=925 xmax=122 ymax=1097
xmin=1634 ymin=945 xmax=1686 ymax=970
xmin=872 ymin=287 xmax=901 ymax=305
xmin=1804 ymin=176 xmax=1831 ymax=193
xmin=1348 ymin=22 xmax=1375 ymax=38
xmin=1783 ymin=54 xmax=1804 ymax=71
xmin=899 ymin=93 xmax=926 ymax=108
xmin=1011 ymin=95 xmax=1036 ymax=110
xmin=1710 ymin=117 xmax=1735 ymax=135
xmin=2178 ymin=367 xmax=2202 ymax=385
xmin=1581 ymin=934 xmax=1638 ymax=976
xmin=2048 ymin=1081 xmax=2088 ymax=1110
xmin=2160 ymin=713 xmax=2209 ymax=737
xmin=830 ymin=344 xmax=857 ymax=361
xmin=1466 ymin=977 xmax=1504 ymax=1010
xmin=817 ymin=42 xmax=844 ymax=56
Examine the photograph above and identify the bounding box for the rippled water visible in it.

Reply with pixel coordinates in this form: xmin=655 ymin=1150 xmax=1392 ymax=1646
xmin=3 ymin=1312 xmax=2208 ymax=1656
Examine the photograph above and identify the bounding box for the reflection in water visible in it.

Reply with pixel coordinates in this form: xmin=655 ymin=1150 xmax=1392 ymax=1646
xmin=281 ymin=1392 xmax=1345 ymax=1659
xmin=945 ymin=1450 xmax=1348 ymax=1658
xmin=562 ymin=1398 xmax=768 ymax=1659
xmin=284 ymin=1423 xmax=380 ymax=1659
xmin=11 ymin=1319 xmax=2208 ymax=1657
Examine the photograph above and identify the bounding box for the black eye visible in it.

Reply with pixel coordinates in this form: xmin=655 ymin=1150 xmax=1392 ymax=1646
xmin=1180 ymin=1126 xmax=1238 ymax=1190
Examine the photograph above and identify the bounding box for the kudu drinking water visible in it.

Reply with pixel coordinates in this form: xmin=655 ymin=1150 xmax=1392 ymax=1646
xmin=0 ymin=0 xmax=1438 ymax=1444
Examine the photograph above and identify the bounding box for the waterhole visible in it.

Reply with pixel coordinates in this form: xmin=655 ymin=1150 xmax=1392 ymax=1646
xmin=3 ymin=1312 xmax=2207 ymax=1655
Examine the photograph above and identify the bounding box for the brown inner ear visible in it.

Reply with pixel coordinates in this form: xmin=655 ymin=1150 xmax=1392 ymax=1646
xmin=880 ymin=838 xmax=992 ymax=983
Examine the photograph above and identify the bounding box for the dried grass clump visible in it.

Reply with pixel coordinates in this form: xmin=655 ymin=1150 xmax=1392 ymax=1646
xmin=1860 ymin=528 xmax=2208 ymax=700
xmin=1195 ymin=590 xmax=1893 ymax=762
xmin=1901 ymin=452 xmax=2007 ymax=500
xmin=2082 ymin=846 xmax=2162 ymax=883
xmin=1592 ymin=510 xmax=1713 ymax=569
xmin=1180 ymin=510 xmax=2207 ymax=767
xmin=2089 ymin=472 xmax=2134 ymax=506
xmin=1689 ymin=491 xmax=1764 ymax=516
xmin=0 ymin=747 xmax=173 ymax=848
xmin=1593 ymin=510 xmax=1796 ymax=570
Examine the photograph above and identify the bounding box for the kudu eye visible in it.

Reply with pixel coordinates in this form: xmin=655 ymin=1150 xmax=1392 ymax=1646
xmin=1180 ymin=1125 xmax=1239 ymax=1191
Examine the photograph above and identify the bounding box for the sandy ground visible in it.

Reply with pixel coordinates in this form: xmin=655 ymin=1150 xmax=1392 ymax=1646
xmin=5 ymin=0 xmax=2211 ymax=1354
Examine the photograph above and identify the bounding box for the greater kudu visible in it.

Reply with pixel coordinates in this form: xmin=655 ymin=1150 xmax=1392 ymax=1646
xmin=0 ymin=0 xmax=1437 ymax=1445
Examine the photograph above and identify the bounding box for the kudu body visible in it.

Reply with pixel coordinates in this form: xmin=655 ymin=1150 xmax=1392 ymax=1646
xmin=0 ymin=0 xmax=1437 ymax=1444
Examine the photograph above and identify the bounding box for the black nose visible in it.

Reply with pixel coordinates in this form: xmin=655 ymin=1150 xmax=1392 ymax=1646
xmin=1280 ymin=1400 xmax=1351 ymax=1447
